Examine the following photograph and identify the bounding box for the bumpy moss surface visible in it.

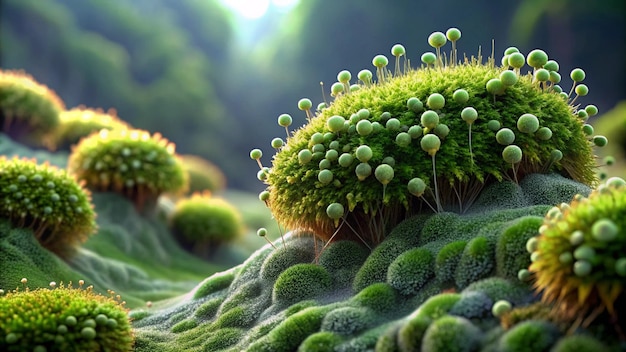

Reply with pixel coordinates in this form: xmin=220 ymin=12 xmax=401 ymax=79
xmin=259 ymin=45 xmax=596 ymax=244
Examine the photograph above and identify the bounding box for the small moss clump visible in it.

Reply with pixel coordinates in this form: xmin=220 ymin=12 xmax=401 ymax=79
xmin=179 ymin=154 xmax=227 ymax=195
xmin=169 ymin=193 xmax=243 ymax=257
xmin=0 ymin=157 xmax=97 ymax=258
xmin=0 ymin=282 xmax=133 ymax=351
xmin=0 ymin=70 xmax=64 ymax=146
xmin=528 ymin=177 xmax=626 ymax=326
xmin=47 ymin=106 xmax=131 ymax=151
xmin=67 ymin=129 xmax=188 ymax=211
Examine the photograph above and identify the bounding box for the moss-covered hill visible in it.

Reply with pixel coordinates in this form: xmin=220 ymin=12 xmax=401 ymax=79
xmin=131 ymin=173 xmax=623 ymax=351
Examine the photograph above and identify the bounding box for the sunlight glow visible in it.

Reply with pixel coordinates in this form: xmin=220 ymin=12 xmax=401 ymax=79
xmin=222 ymin=0 xmax=299 ymax=19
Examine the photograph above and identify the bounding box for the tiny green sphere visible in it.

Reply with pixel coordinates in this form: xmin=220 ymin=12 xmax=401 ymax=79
xmin=298 ymin=149 xmax=313 ymax=164
xmin=517 ymin=113 xmax=540 ymax=134
xmin=278 ymin=114 xmax=293 ymax=127
xmin=559 ymin=92 xmax=569 ymax=100
xmin=259 ymin=190 xmax=270 ymax=202
xmin=535 ymin=68 xmax=550 ymax=82
xmin=311 ymin=132 xmax=324 ymax=144
xmin=569 ymin=230 xmax=584 ymax=246
xmin=526 ymin=237 xmax=538 ymax=253
xmin=544 ymin=60 xmax=559 ymax=72
xmin=338 ymin=153 xmax=354 ymax=167
xmin=421 ymin=52 xmax=437 ymax=65
xmin=446 ymin=27 xmax=461 ymax=41
xmin=257 ymin=228 xmax=267 ymax=237
xmin=350 ymin=84 xmax=360 ymax=92
xmin=575 ymin=84 xmax=589 ymax=96
xmin=386 ymin=118 xmax=401 ymax=131
xmin=559 ymin=252 xmax=574 ymax=264
xmin=65 ymin=315 xmax=77 ymax=326
xmin=358 ymin=69 xmax=373 ymax=83
xmin=487 ymin=120 xmax=501 ymax=131
xmin=249 ymin=149 xmax=262 ymax=160
xmin=550 ymin=149 xmax=563 ymax=161
xmin=427 ymin=93 xmax=445 ymax=110
xmin=461 ymin=107 xmax=478 ymax=124
xmin=549 ymin=71 xmax=562 ymax=83
xmin=553 ymin=84 xmax=563 ymax=93
xmin=573 ymin=260 xmax=592 ymax=277
xmin=257 ymin=169 xmax=267 ymax=181
xmin=298 ymin=99 xmax=312 ymax=111
xmin=582 ymin=124 xmax=594 ymax=136
xmin=504 ymin=47 xmax=519 ymax=55
xmin=337 ymin=70 xmax=352 ymax=83
xmin=95 ymin=314 xmax=108 ymax=325
xmin=508 ymin=52 xmax=525 ymax=69
xmin=518 ymin=269 xmax=531 ymax=281
xmin=500 ymin=70 xmax=518 ymax=86
xmin=570 ymin=68 xmax=586 ymax=82
xmin=81 ymin=327 xmax=97 ymax=340
xmin=329 ymin=140 xmax=340 ymax=150
xmin=428 ymin=31 xmax=447 ymax=48
xmin=375 ymin=164 xmax=395 ymax=185
xmin=355 ymin=145 xmax=373 ymax=162
xmin=421 ymin=110 xmax=439 ymax=129
xmin=577 ymin=110 xmax=589 ymax=119
xmin=536 ymin=127 xmax=553 ymax=141
xmin=486 ymin=78 xmax=505 ymax=95
xmin=356 ymin=120 xmax=373 ymax=136
xmin=585 ymin=104 xmax=598 ymax=116
xmin=433 ymin=124 xmax=449 ymax=139
xmin=606 ymin=177 xmax=626 ymax=187
xmin=421 ymin=134 xmax=441 ymax=156
xmin=492 ymin=300 xmax=512 ymax=317
xmin=271 ymin=137 xmax=284 ymax=149
xmin=380 ymin=111 xmax=391 ymax=121
xmin=327 ymin=115 xmax=346 ymax=132
xmin=318 ymin=169 xmax=334 ymax=184
xmin=318 ymin=158 xmax=331 ymax=170
xmin=391 ymin=44 xmax=406 ymax=57
xmin=408 ymin=177 xmax=427 ymax=196
xmin=496 ymin=128 xmax=516 ymax=145
xmin=396 ymin=132 xmax=412 ymax=147
xmin=357 ymin=108 xmax=370 ymax=120
xmin=574 ymin=245 xmax=595 ymax=261
xmin=408 ymin=125 xmax=423 ymax=139
xmin=331 ymin=82 xmax=344 ymax=96
xmin=326 ymin=202 xmax=344 ymax=220
xmin=526 ymin=49 xmax=548 ymax=68
xmin=615 ymin=258 xmax=626 ymax=277
xmin=502 ymin=145 xmax=522 ymax=163
xmin=593 ymin=135 xmax=608 ymax=147
xmin=407 ymin=97 xmax=424 ymax=112
xmin=591 ymin=219 xmax=618 ymax=242
xmin=382 ymin=156 xmax=395 ymax=166
xmin=501 ymin=55 xmax=510 ymax=67
xmin=604 ymin=155 xmax=615 ymax=166
xmin=325 ymin=149 xmax=339 ymax=161
xmin=372 ymin=55 xmax=389 ymax=68
xmin=317 ymin=102 xmax=327 ymax=111
xmin=452 ymin=89 xmax=469 ymax=104
xmin=312 ymin=144 xmax=325 ymax=153
xmin=5 ymin=332 xmax=18 ymax=344
xmin=355 ymin=162 xmax=372 ymax=181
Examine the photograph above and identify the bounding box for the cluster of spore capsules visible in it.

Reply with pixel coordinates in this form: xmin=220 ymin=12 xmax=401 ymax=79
xmin=251 ymin=28 xmax=605 ymax=245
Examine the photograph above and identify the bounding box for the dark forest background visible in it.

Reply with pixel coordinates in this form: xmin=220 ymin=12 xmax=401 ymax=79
xmin=1 ymin=0 xmax=624 ymax=191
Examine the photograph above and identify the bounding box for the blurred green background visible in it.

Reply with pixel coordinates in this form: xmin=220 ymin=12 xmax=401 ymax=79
xmin=1 ymin=0 xmax=624 ymax=191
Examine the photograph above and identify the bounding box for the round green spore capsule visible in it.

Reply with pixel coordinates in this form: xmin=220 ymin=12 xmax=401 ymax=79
xmin=325 ymin=149 xmax=338 ymax=162
xmin=502 ymin=145 xmax=522 ymax=163
xmin=535 ymin=68 xmax=550 ymax=82
xmin=487 ymin=120 xmax=501 ymax=131
xmin=396 ymin=132 xmax=412 ymax=147
xmin=421 ymin=52 xmax=436 ymax=65
xmin=331 ymin=82 xmax=344 ymax=96
xmin=250 ymin=149 xmax=262 ymax=160
xmin=496 ymin=128 xmax=515 ymax=145
xmin=326 ymin=202 xmax=344 ymax=220
xmin=428 ymin=31 xmax=447 ymax=48
xmin=355 ymin=162 xmax=372 ymax=181
xmin=452 ymin=89 xmax=469 ymax=104
xmin=446 ymin=27 xmax=461 ymax=41
xmin=570 ymin=68 xmax=586 ymax=82
xmin=337 ymin=70 xmax=351 ymax=83
xmin=486 ymin=78 xmax=504 ymax=95
xmin=408 ymin=125 xmax=423 ymax=139
xmin=461 ymin=107 xmax=478 ymax=124
xmin=504 ymin=47 xmax=519 ymax=55
xmin=311 ymin=132 xmax=324 ymax=144
xmin=536 ymin=127 xmax=552 ymax=141
xmin=508 ymin=52 xmax=525 ymax=68
xmin=421 ymin=134 xmax=441 ymax=156
xmin=559 ymin=252 xmax=573 ymax=264
xmin=372 ymin=55 xmax=389 ymax=68
xmin=81 ymin=327 xmax=96 ymax=340
xmin=591 ymin=219 xmax=618 ymax=242
xmin=298 ymin=99 xmax=312 ymax=111
xmin=526 ymin=49 xmax=548 ymax=68
xmin=355 ymin=145 xmax=373 ymax=162
xmin=318 ymin=169 xmax=334 ymax=184
xmin=318 ymin=158 xmax=331 ymax=170
xmin=259 ymin=190 xmax=270 ymax=202
xmin=582 ymin=124 xmax=594 ymax=136
xmin=407 ymin=97 xmax=424 ymax=112
xmin=615 ymin=258 xmax=626 ymax=277
xmin=327 ymin=115 xmax=346 ymax=132
xmin=492 ymin=300 xmax=512 ymax=317
xmin=433 ymin=124 xmax=449 ymax=139
xmin=271 ymin=138 xmax=284 ymax=149
xmin=391 ymin=44 xmax=406 ymax=57
xmin=427 ymin=93 xmax=445 ymax=110
xmin=593 ymin=135 xmax=608 ymax=147
xmin=544 ymin=60 xmax=559 ymax=72
xmin=375 ymin=164 xmax=394 ymax=185
xmin=585 ymin=105 xmax=598 ymax=116
xmin=257 ymin=228 xmax=267 ymax=237
xmin=421 ymin=110 xmax=439 ymax=129
xmin=338 ymin=153 xmax=354 ymax=167
xmin=500 ymin=70 xmax=518 ymax=86
xmin=356 ymin=120 xmax=373 ymax=136
xmin=574 ymin=245 xmax=595 ymax=261
xmin=408 ymin=177 xmax=427 ymax=196
xmin=575 ymin=84 xmax=589 ymax=96
xmin=517 ymin=113 xmax=540 ymax=134
xmin=278 ymin=114 xmax=292 ymax=127
xmin=573 ymin=260 xmax=592 ymax=277
xmin=386 ymin=118 xmax=401 ymax=131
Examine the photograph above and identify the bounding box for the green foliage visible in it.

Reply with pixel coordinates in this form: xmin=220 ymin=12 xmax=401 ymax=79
xmin=319 ymin=240 xmax=369 ymax=287
xmin=298 ymin=331 xmax=343 ymax=352
xmin=519 ymin=173 xmax=591 ymax=206
xmin=260 ymin=237 xmax=316 ymax=282
xmin=495 ymin=216 xmax=543 ymax=280
xmin=550 ymin=334 xmax=610 ymax=352
xmin=351 ymin=282 xmax=397 ymax=313
xmin=463 ymin=277 xmax=532 ymax=306
xmin=497 ymin=320 xmax=560 ymax=352
xmin=0 ymin=284 xmax=133 ymax=352
xmin=67 ymin=129 xmax=188 ymax=210
xmin=454 ymin=236 xmax=495 ymax=289
xmin=48 ymin=107 xmax=131 ymax=151
xmin=421 ymin=315 xmax=482 ymax=352
xmin=415 ymin=293 xmax=462 ymax=321
xmin=449 ymin=291 xmax=494 ymax=320
xmin=435 ymin=240 xmax=467 ymax=286
xmin=321 ymin=306 xmax=376 ymax=336
xmin=273 ymin=264 xmax=332 ymax=305
xmin=170 ymin=193 xmax=243 ymax=252
xmin=0 ymin=156 xmax=97 ymax=257
xmin=193 ymin=297 xmax=223 ymax=319
xmin=387 ymin=247 xmax=434 ymax=295
xmin=398 ymin=315 xmax=431 ymax=352
xmin=0 ymin=69 xmax=63 ymax=146
xmin=529 ymin=178 xmax=626 ymax=322
xmin=192 ymin=270 xmax=235 ymax=299
xmin=171 ymin=318 xmax=197 ymax=333
xmin=201 ymin=328 xmax=242 ymax=351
